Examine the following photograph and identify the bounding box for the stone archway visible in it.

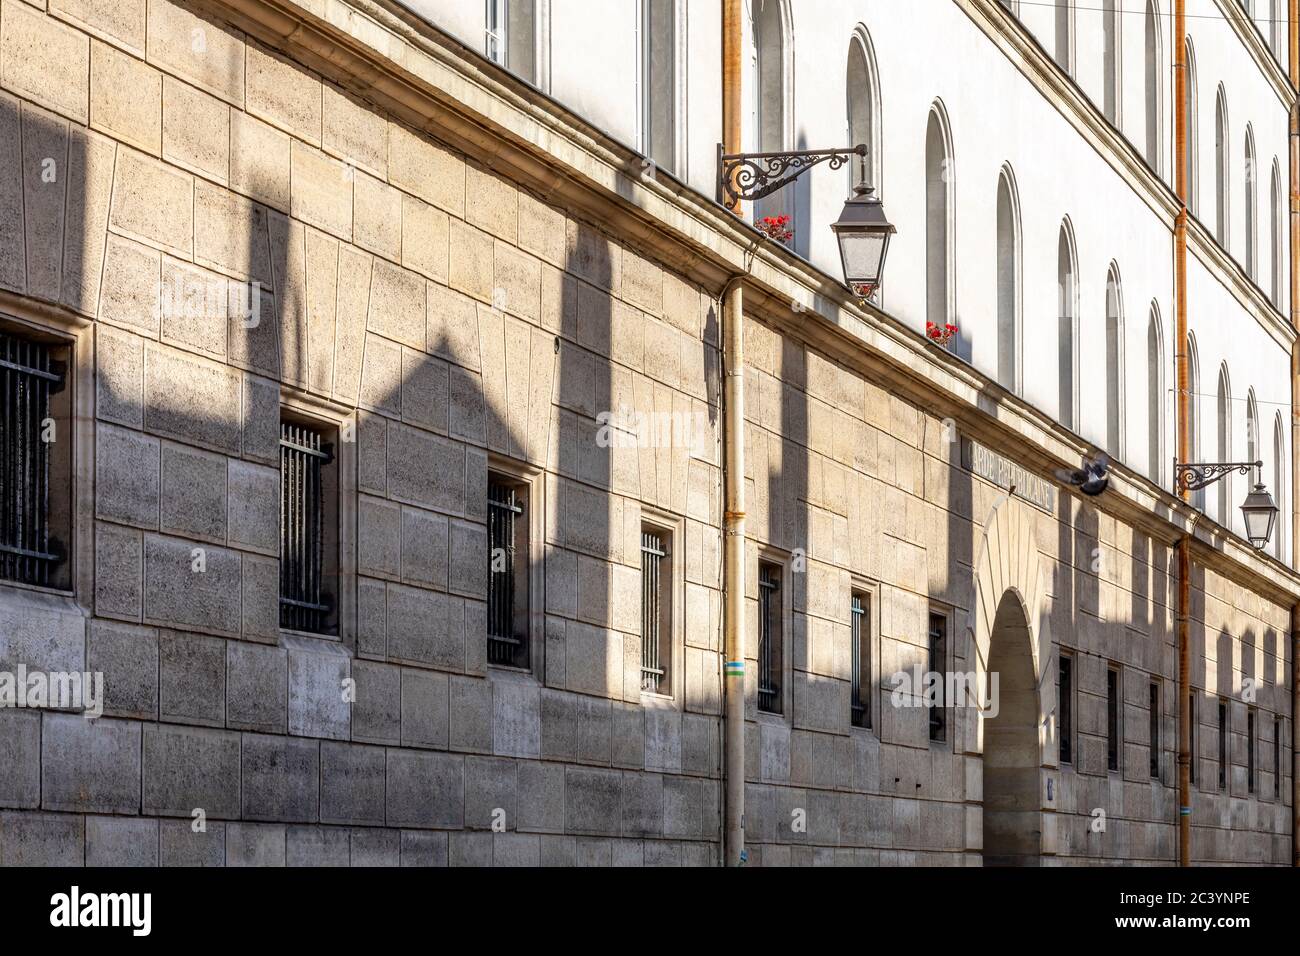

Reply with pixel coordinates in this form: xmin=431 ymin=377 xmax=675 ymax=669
xmin=982 ymin=590 xmax=1041 ymax=865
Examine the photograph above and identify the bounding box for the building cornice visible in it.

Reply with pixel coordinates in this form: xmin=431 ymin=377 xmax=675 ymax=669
xmin=1187 ymin=215 xmax=1297 ymax=349
xmin=1210 ymin=0 xmax=1296 ymax=106
xmin=202 ymin=0 xmax=1300 ymax=605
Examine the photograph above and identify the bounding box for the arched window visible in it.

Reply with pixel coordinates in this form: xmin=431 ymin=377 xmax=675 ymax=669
xmin=1184 ymin=40 xmax=1198 ymax=214
xmin=1147 ymin=305 xmax=1163 ymax=483
xmin=1271 ymin=159 xmax=1283 ymax=308
xmin=1144 ymin=1 xmax=1162 ymax=172
xmin=1271 ymin=1 xmax=1282 ymax=60
xmin=1246 ymin=389 xmax=1259 ymax=539
xmin=1188 ymin=333 xmax=1203 ymax=510
xmin=1215 ymin=86 xmax=1229 ymax=247
xmin=1106 ymin=265 xmax=1124 ymax=457
xmin=1215 ymin=364 xmax=1231 ymax=525
xmin=753 ymin=0 xmax=789 ymax=229
xmin=1273 ymin=414 xmax=1286 ymax=560
xmin=926 ymin=104 xmax=954 ymax=331
xmin=1244 ymin=126 xmax=1256 ymax=279
xmin=1055 ymin=0 xmax=1073 ymax=73
xmin=996 ymin=166 xmax=1021 ymax=392
xmin=846 ymin=29 xmax=881 ymax=193
xmin=1058 ymin=221 xmax=1078 ymax=429
xmin=1103 ymin=0 xmax=1120 ymax=124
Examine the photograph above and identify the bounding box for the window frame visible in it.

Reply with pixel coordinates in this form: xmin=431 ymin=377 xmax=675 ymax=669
xmin=849 ymin=578 xmax=878 ymax=731
xmin=755 ymin=553 xmax=787 ymax=717
xmin=1058 ymin=650 xmax=1074 ymax=765
xmin=1106 ymin=663 xmax=1121 ymax=773
xmin=486 ymin=456 xmax=544 ymax=676
xmin=636 ymin=0 xmax=685 ymax=177
xmin=1218 ymin=697 xmax=1229 ymax=791
xmin=1247 ymin=707 xmax=1256 ymax=795
xmin=638 ymin=508 xmax=682 ymax=701
xmin=927 ymin=605 xmax=951 ymax=745
xmin=1149 ymin=679 xmax=1161 ymax=779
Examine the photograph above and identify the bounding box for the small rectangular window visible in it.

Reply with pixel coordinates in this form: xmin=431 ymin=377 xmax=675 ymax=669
xmin=850 ymin=590 xmax=870 ymax=728
xmin=279 ymin=417 xmax=338 ymax=635
xmin=0 ymin=327 xmax=71 ymax=590
xmin=757 ymin=561 xmax=782 ymax=714
xmin=1059 ymin=653 xmax=1073 ymax=764
xmin=640 ymin=525 xmax=671 ymax=695
xmin=488 ymin=474 xmax=530 ymax=669
xmin=507 ymin=0 xmax=537 ymax=82
xmin=928 ymin=611 xmax=947 ymax=742
xmin=485 ymin=0 xmax=506 ymax=64
xmin=1218 ymin=699 xmax=1228 ymax=791
xmin=1247 ymin=709 xmax=1256 ymax=795
xmin=1106 ymin=665 xmax=1120 ymax=772
xmin=1149 ymin=680 xmax=1160 ymax=778
xmin=1189 ymin=692 xmax=1197 ymax=786
xmin=641 ymin=0 xmax=676 ymax=173
xmin=1275 ymin=716 xmax=1282 ymax=799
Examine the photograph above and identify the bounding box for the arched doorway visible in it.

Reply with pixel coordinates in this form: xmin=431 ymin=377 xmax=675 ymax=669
xmin=982 ymin=590 xmax=1041 ymax=866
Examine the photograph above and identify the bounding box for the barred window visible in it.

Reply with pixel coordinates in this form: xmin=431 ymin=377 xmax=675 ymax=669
xmin=0 ymin=327 xmax=70 ymax=590
xmin=1247 ymin=708 xmax=1256 ymax=795
xmin=640 ymin=526 xmax=671 ymax=695
xmin=851 ymin=591 xmax=870 ymax=728
xmin=928 ymin=611 xmax=947 ymax=742
xmin=1149 ymin=680 xmax=1160 ymax=778
xmin=1189 ymin=692 xmax=1197 ymax=786
xmin=1218 ymin=699 xmax=1228 ymax=790
xmin=488 ymin=474 xmax=530 ymax=669
xmin=1274 ymin=716 xmax=1281 ymax=798
xmin=1106 ymin=665 xmax=1120 ymax=771
xmin=279 ymin=418 xmax=337 ymax=635
xmin=1058 ymin=653 xmax=1073 ymax=764
xmin=757 ymin=562 xmax=782 ymax=714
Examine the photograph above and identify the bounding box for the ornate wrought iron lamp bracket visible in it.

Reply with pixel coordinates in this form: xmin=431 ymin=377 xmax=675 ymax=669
xmin=717 ymin=143 xmax=868 ymax=207
xmin=1173 ymin=461 xmax=1262 ymax=493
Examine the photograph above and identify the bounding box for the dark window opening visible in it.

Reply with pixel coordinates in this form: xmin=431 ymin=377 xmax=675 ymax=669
xmin=488 ymin=474 xmax=530 ymax=669
xmin=1247 ymin=709 xmax=1256 ymax=795
xmin=1218 ymin=699 xmax=1228 ymax=791
xmin=1188 ymin=692 xmax=1197 ymax=786
xmin=640 ymin=526 xmax=671 ymax=695
xmin=928 ymin=611 xmax=947 ymax=742
xmin=279 ymin=418 xmax=337 ymax=635
xmin=851 ymin=591 xmax=870 ymax=728
xmin=757 ymin=562 xmax=782 ymax=714
xmin=1059 ymin=654 xmax=1073 ymax=764
xmin=1106 ymin=666 xmax=1120 ymax=772
xmin=1274 ymin=716 xmax=1281 ymax=799
xmin=1149 ymin=680 xmax=1160 ymax=778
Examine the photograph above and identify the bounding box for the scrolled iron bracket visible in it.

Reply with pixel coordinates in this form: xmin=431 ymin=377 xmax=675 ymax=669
xmin=717 ymin=143 xmax=867 ymax=207
xmin=1173 ymin=461 xmax=1261 ymax=493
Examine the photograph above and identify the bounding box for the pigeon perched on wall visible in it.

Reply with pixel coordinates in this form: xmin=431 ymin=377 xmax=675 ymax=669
xmin=1055 ymin=452 xmax=1110 ymax=497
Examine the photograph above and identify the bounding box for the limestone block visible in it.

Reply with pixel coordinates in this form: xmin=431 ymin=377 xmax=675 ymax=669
xmin=285 ymin=826 xmax=348 ymax=866
xmin=229 ymin=110 xmax=290 ymax=211
xmin=144 ymin=343 xmax=242 ymax=453
xmin=322 ymin=84 xmax=386 ymax=178
xmin=225 ymin=823 xmax=285 ymax=866
xmin=465 ymin=755 xmax=516 ymax=830
xmin=358 ymin=332 xmax=402 ymax=416
xmin=385 ymin=749 xmax=464 ymax=828
xmin=245 ymin=554 xmax=281 ymax=641
xmin=41 ymin=713 xmax=141 ymax=813
xmin=332 ymin=246 xmax=371 ymax=403
xmin=621 ymin=247 xmax=664 ymax=315
xmin=565 ymin=622 xmax=623 ymax=698
xmin=160 ymin=442 xmax=228 ymax=542
xmin=51 ymin=0 xmax=147 ymax=56
xmin=449 ymin=220 xmax=495 ymax=304
xmin=320 ymin=741 xmax=386 ymax=825
xmin=86 ymin=620 xmax=157 ymax=719
xmin=60 ymin=126 xmax=117 ymax=314
xmin=400 ymin=506 xmax=449 ymax=589
xmin=162 ymin=76 xmax=229 ymax=182
xmin=193 ymin=180 xmax=273 ymax=285
xmin=388 ymin=121 xmax=464 ymax=216
xmin=226 ymin=639 xmax=287 ymax=733
xmin=90 ymin=40 xmax=161 ymax=154
xmin=354 ymin=170 xmax=402 ymax=260
xmin=159 ymin=629 xmax=225 ymax=726
xmin=466 ymin=163 xmax=517 ymax=241
xmin=517 ymin=190 xmax=565 ymax=266
xmin=86 ymin=816 xmax=158 ymax=866
xmin=448 ymin=519 xmax=485 ymax=597
xmin=159 ymin=258 xmax=228 ymax=360
xmin=159 ymin=819 xmax=225 ymax=866
xmin=305 ymin=228 xmax=339 ymax=395
xmin=402 ymin=194 xmax=449 ymax=282
xmin=368 ymin=259 xmax=427 ymax=350
xmin=516 ymin=761 xmax=564 ymax=833
xmin=99 ymin=234 xmax=161 ymax=335
xmin=427 ymin=284 xmax=481 ymax=369
xmin=386 ymin=585 xmax=458 ymax=670
xmin=402 ymin=349 xmax=450 ymax=433
xmin=20 ymin=103 xmax=69 ymax=302
xmin=291 ymin=140 xmax=351 ymax=239
xmin=613 ymin=702 xmax=644 ymax=767
xmin=387 ymin=423 xmax=465 ymax=515
xmin=352 ymin=659 xmax=400 ymax=745
xmin=401 ymin=667 xmax=449 ymax=749
xmin=95 ymin=422 xmax=160 ymax=529
xmin=0 ymin=1 xmax=89 ymax=123
xmin=0 ymin=709 xmax=40 ymax=809
xmin=227 ymin=459 xmax=279 ymax=555
xmin=351 ymin=828 xmax=400 ymax=866
xmin=109 ymin=147 xmax=193 ymax=257
xmin=241 ymin=732 xmax=320 ymax=822
xmin=400 ymin=830 xmax=448 ymax=866
xmin=494 ymin=241 xmax=541 ymax=322
xmin=566 ymin=767 xmax=622 ymax=835
xmin=449 ymin=675 xmax=493 ymax=753
xmin=94 ymin=521 xmax=143 ymax=621
xmin=358 ymin=495 xmax=402 ymax=581
xmin=246 ymin=41 xmax=321 ymax=144
xmin=0 ymin=95 xmax=21 ymax=295
xmin=146 ymin=0 xmax=245 ymax=107
xmin=356 ymin=575 xmax=387 ymax=659
xmin=287 ymin=637 xmax=351 ymax=740
xmin=241 ymin=373 xmax=280 ymax=463
xmin=0 ymin=811 xmax=84 ymax=865
xmin=449 ymin=366 xmax=486 ymax=446
xmin=493 ymin=679 xmax=541 ymax=758
xmin=565 ymin=219 xmax=620 ymax=293
xmin=142 ymin=533 xmax=241 ymax=635
xmin=228 ymin=285 xmax=278 ymax=378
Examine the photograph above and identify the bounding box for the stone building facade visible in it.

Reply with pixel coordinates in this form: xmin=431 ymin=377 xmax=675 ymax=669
xmin=0 ymin=0 xmax=1294 ymax=866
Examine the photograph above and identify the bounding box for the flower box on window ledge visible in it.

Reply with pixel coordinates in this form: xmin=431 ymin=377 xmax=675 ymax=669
xmin=926 ymin=321 xmax=958 ymax=348
xmin=756 ymin=214 xmax=793 ymax=243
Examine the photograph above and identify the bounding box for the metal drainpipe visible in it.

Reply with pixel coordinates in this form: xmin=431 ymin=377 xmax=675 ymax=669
xmin=721 ymin=0 xmax=746 ymax=867
xmin=1174 ymin=0 xmax=1192 ymax=868
xmin=1289 ymin=0 xmax=1300 ymax=870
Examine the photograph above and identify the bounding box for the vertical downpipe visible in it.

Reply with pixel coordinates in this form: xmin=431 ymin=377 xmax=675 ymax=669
xmin=721 ymin=0 xmax=746 ymax=867
xmin=1173 ymin=0 xmax=1192 ymax=868
xmin=1289 ymin=0 xmax=1300 ymax=870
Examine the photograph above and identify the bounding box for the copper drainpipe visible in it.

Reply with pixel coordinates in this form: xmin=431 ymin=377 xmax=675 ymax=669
xmin=1173 ymin=0 xmax=1192 ymax=868
xmin=721 ymin=0 xmax=746 ymax=867
xmin=1289 ymin=0 xmax=1300 ymax=870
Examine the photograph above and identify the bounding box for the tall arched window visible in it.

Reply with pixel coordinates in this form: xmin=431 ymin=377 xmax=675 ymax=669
xmin=1273 ymin=414 xmax=1286 ymax=559
xmin=926 ymin=105 xmax=954 ymax=331
xmin=1147 ymin=305 xmax=1163 ymax=483
xmin=1271 ymin=1 xmax=1282 ymax=61
xmin=846 ymin=29 xmax=881 ymax=193
xmin=1106 ymin=265 xmax=1124 ymax=457
xmin=1271 ymin=159 xmax=1283 ymax=308
xmin=996 ymin=166 xmax=1021 ymax=392
xmin=1185 ymin=40 xmax=1198 ymax=214
xmin=1215 ymin=86 xmax=1229 ymax=246
xmin=1215 ymin=364 xmax=1231 ymax=525
xmin=753 ymin=0 xmax=789 ymax=228
xmin=1055 ymin=0 xmax=1073 ymax=73
xmin=1188 ymin=334 xmax=1203 ymax=509
xmin=1103 ymin=0 xmax=1120 ymax=124
xmin=1144 ymin=1 xmax=1161 ymax=172
xmin=1244 ymin=126 xmax=1256 ymax=279
xmin=1246 ymin=389 xmax=1260 ymax=486
xmin=1058 ymin=221 xmax=1078 ymax=429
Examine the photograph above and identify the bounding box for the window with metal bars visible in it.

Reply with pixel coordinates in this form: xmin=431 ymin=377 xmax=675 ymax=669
xmin=928 ymin=611 xmax=947 ymax=742
xmin=757 ymin=562 xmax=782 ymax=714
xmin=1189 ymin=692 xmax=1197 ymax=786
xmin=851 ymin=591 xmax=870 ymax=728
xmin=488 ymin=475 xmax=530 ymax=669
xmin=279 ymin=418 xmax=337 ymax=635
xmin=0 ymin=328 xmax=69 ymax=589
xmin=640 ymin=526 xmax=671 ymax=695
xmin=1149 ymin=680 xmax=1160 ymax=778
xmin=1106 ymin=666 xmax=1120 ymax=771
xmin=1218 ymin=699 xmax=1229 ymax=790
xmin=1059 ymin=653 xmax=1073 ymax=764
xmin=1274 ymin=716 xmax=1282 ymax=798
xmin=1247 ymin=709 xmax=1256 ymax=795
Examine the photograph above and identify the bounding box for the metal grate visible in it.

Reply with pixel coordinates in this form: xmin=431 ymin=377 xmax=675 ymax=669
xmin=1274 ymin=717 xmax=1281 ymax=798
xmin=488 ymin=479 xmax=527 ymax=667
xmin=279 ymin=421 xmax=333 ymax=633
xmin=1149 ymin=681 xmax=1160 ymax=778
xmin=1059 ymin=655 xmax=1073 ymax=763
xmin=758 ymin=563 xmax=781 ymax=714
xmin=0 ymin=331 xmax=64 ymax=587
xmin=1106 ymin=667 xmax=1119 ymax=771
xmin=640 ymin=530 xmax=666 ymax=693
xmin=928 ymin=612 xmax=947 ymax=741
xmin=851 ymin=593 xmax=869 ymax=727
xmin=1247 ymin=710 xmax=1256 ymax=795
xmin=1218 ymin=700 xmax=1228 ymax=790
xmin=1189 ymin=693 xmax=1197 ymax=785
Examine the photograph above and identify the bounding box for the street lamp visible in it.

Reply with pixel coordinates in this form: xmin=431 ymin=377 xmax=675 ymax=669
xmin=717 ymin=143 xmax=895 ymax=301
xmin=1173 ymin=460 xmax=1279 ymax=550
